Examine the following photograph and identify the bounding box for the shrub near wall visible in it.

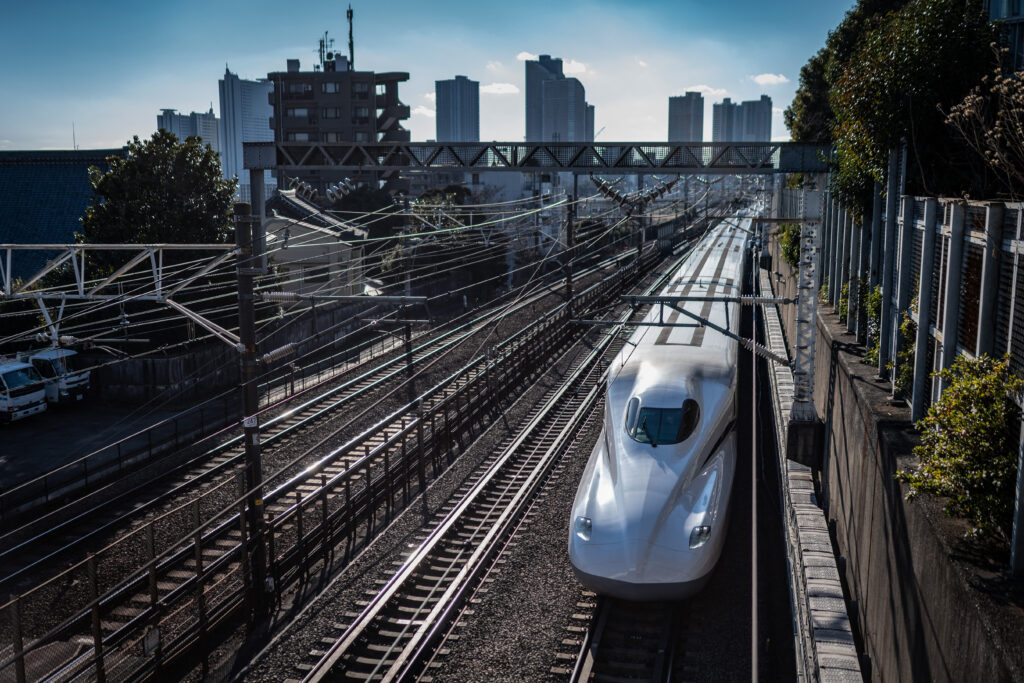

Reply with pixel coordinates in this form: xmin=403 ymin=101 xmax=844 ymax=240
xmin=897 ymin=355 xmax=1023 ymax=539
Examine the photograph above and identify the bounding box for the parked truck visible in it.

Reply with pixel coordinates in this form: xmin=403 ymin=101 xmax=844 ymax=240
xmin=0 ymin=359 xmax=47 ymax=423
xmin=23 ymin=348 xmax=91 ymax=404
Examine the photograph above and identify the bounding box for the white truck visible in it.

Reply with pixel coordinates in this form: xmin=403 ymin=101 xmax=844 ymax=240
xmin=0 ymin=359 xmax=48 ymax=423
xmin=25 ymin=348 xmax=91 ymax=404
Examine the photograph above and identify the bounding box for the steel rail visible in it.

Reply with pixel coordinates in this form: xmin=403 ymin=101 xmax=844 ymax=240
xmin=303 ymin=309 xmax=614 ymax=683
xmin=0 ymin=256 xmax=618 ymax=589
xmin=0 ymin=248 xmax=663 ymax=683
xmin=301 ymin=244 xmax=696 ymax=682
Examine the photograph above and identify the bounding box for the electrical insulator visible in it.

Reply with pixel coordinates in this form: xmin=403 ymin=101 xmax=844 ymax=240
xmin=261 ymin=343 xmax=297 ymax=365
xmin=261 ymin=291 xmax=301 ymax=302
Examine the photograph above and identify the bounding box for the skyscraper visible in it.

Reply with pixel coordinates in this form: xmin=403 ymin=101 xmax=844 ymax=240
xmin=219 ymin=67 xmax=274 ymax=197
xmin=525 ymin=54 xmax=594 ymax=142
xmin=525 ymin=55 xmax=563 ymax=141
xmin=712 ymin=95 xmax=772 ymax=141
xmin=712 ymin=98 xmax=740 ymax=142
xmin=668 ymin=92 xmax=704 ymax=141
xmin=740 ymin=95 xmax=772 ymax=141
xmin=157 ymin=107 xmax=220 ymax=153
xmin=435 ymin=75 xmax=480 ymax=142
xmin=542 ymin=77 xmax=589 ymax=142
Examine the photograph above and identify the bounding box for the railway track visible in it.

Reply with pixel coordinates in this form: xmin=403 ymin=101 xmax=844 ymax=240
xmin=287 ymin=246 xmax=699 ymax=682
xmin=566 ymin=597 xmax=688 ymax=683
xmin=0 ymin=250 xmax=662 ymax=683
xmin=0 ymin=252 xmax=641 ymax=592
xmin=297 ymin=301 xmax=618 ymax=682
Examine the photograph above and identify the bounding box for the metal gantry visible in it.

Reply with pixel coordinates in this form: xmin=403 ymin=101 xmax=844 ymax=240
xmin=244 ymin=141 xmax=830 ymax=176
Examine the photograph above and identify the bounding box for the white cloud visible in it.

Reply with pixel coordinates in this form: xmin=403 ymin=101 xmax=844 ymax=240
xmin=685 ymin=84 xmax=728 ymax=98
xmin=563 ymin=59 xmax=587 ymax=74
xmin=480 ymin=82 xmax=520 ymax=95
xmin=750 ymin=73 xmax=789 ymax=86
xmin=772 ymin=107 xmax=785 ymax=114
xmin=486 ymin=60 xmax=502 ymax=72
xmin=635 ymin=57 xmax=648 ymax=68
xmin=516 ymin=51 xmax=538 ymax=61
xmin=423 ymin=92 xmax=436 ymax=102
xmin=412 ymin=105 xmax=435 ymax=118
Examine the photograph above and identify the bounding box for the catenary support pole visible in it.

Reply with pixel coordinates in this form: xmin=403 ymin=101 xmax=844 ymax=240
xmin=234 ymin=202 xmax=268 ymax=618
xmin=1012 ymin=416 xmax=1024 ymax=577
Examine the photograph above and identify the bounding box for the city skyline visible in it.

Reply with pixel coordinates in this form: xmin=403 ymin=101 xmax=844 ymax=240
xmin=0 ymin=0 xmax=855 ymax=150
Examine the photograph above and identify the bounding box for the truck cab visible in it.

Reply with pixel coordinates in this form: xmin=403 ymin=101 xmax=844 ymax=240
xmin=28 ymin=348 xmax=90 ymax=404
xmin=0 ymin=360 xmax=48 ymax=423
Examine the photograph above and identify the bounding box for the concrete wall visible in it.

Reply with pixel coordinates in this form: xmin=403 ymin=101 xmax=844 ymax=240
xmin=767 ymin=226 xmax=1020 ymax=682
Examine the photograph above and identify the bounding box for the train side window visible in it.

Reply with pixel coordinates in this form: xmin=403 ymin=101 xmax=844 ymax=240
xmin=625 ymin=397 xmax=639 ymax=432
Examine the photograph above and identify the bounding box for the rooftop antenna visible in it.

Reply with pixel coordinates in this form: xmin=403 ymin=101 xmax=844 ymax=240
xmin=347 ymin=4 xmax=354 ymax=69
xmin=72 ymin=121 xmax=78 ymax=150
xmin=317 ymin=30 xmax=334 ymax=70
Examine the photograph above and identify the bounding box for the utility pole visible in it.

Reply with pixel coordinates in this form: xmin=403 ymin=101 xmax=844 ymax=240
xmin=234 ymin=202 xmax=268 ymax=620
xmin=566 ymin=192 xmax=575 ymax=313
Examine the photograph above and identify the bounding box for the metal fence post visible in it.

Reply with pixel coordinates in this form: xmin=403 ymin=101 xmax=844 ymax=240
xmin=976 ymin=203 xmax=1005 ymax=357
xmin=847 ymin=212 xmax=862 ymax=335
xmin=938 ymin=202 xmax=966 ymax=394
xmin=912 ymin=199 xmax=939 ymax=422
xmin=829 ymin=201 xmax=841 ymax=306
xmin=869 ymin=181 xmax=883 ymax=289
xmin=879 ymin=153 xmax=900 ymax=376
xmin=1012 ymin=416 xmax=1024 ymax=577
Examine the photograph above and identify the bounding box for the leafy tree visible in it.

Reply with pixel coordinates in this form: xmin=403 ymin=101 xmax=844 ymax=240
xmin=829 ymin=0 xmax=997 ymax=202
xmin=785 ymin=50 xmax=833 ymax=144
xmin=785 ymin=1 xmax=908 ymax=146
xmin=897 ymin=355 xmax=1023 ymax=539
xmin=81 ymin=130 xmax=236 ymax=249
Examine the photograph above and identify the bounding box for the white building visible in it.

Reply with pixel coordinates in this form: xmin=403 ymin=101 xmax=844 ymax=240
xmin=219 ymin=66 xmax=274 ymax=201
xmin=156 ymin=107 xmax=220 ymax=153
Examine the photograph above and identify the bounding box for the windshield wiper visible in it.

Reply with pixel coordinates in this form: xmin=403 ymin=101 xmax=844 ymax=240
xmin=639 ymin=416 xmax=657 ymax=447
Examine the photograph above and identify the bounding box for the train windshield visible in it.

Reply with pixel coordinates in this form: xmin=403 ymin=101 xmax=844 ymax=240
xmin=626 ymin=397 xmax=700 ymax=446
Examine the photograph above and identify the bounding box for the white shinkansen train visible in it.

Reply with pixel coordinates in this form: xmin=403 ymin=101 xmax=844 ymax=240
xmin=568 ymin=215 xmax=753 ymax=600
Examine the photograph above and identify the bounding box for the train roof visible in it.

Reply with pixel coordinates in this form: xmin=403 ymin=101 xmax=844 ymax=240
xmin=610 ymin=216 xmax=752 ymax=397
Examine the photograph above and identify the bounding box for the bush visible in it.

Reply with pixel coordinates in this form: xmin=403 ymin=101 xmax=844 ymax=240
xmin=863 ymin=283 xmax=883 ymax=365
xmin=896 ymin=355 xmax=1023 ymax=539
xmin=777 ymin=223 xmax=802 ymax=268
xmin=838 ymin=282 xmax=850 ymax=322
xmin=890 ymin=302 xmax=917 ymax=396
xmin=819 ymin=276 xmax=830 ymax=303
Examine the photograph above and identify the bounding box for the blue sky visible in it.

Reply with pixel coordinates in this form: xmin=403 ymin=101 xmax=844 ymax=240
xmin=0 ymin=0 xmax=855 ymax=150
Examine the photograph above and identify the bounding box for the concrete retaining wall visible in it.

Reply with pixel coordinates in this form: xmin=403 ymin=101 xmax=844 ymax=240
xmin=767 ymin=227 xmax=1020 ymax=682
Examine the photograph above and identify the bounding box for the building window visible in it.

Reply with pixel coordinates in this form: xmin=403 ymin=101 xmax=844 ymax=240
xmin=304 ymin=265 xmax=330 ymax=284
xmin=323 ymin=107 xmax=342 ymax=119
xmin=285 ymin=107 xmax=309 ymax=118
xmin=322 ymin=82 xmax=341 ymax=94
xmin=352 ymin=82 xmax=370 ymax=99
xmin=352 ymin=106 xmax=370 ymax=125
xmin=285 ymin=132 xmax=310 ymax=142
xmin=287 ymin=82 xmax=312 ymax=95
xmin=323 ymin=132 xmax=344 ymax=143
xmin=354 ymin=131 xmax=370 ymax=142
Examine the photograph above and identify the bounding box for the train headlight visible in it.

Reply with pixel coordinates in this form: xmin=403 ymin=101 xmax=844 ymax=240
xmin=574 ymin=516 xmax=592 ymax=542
xmin=689 ymin=525 xmax=711 ymax=549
